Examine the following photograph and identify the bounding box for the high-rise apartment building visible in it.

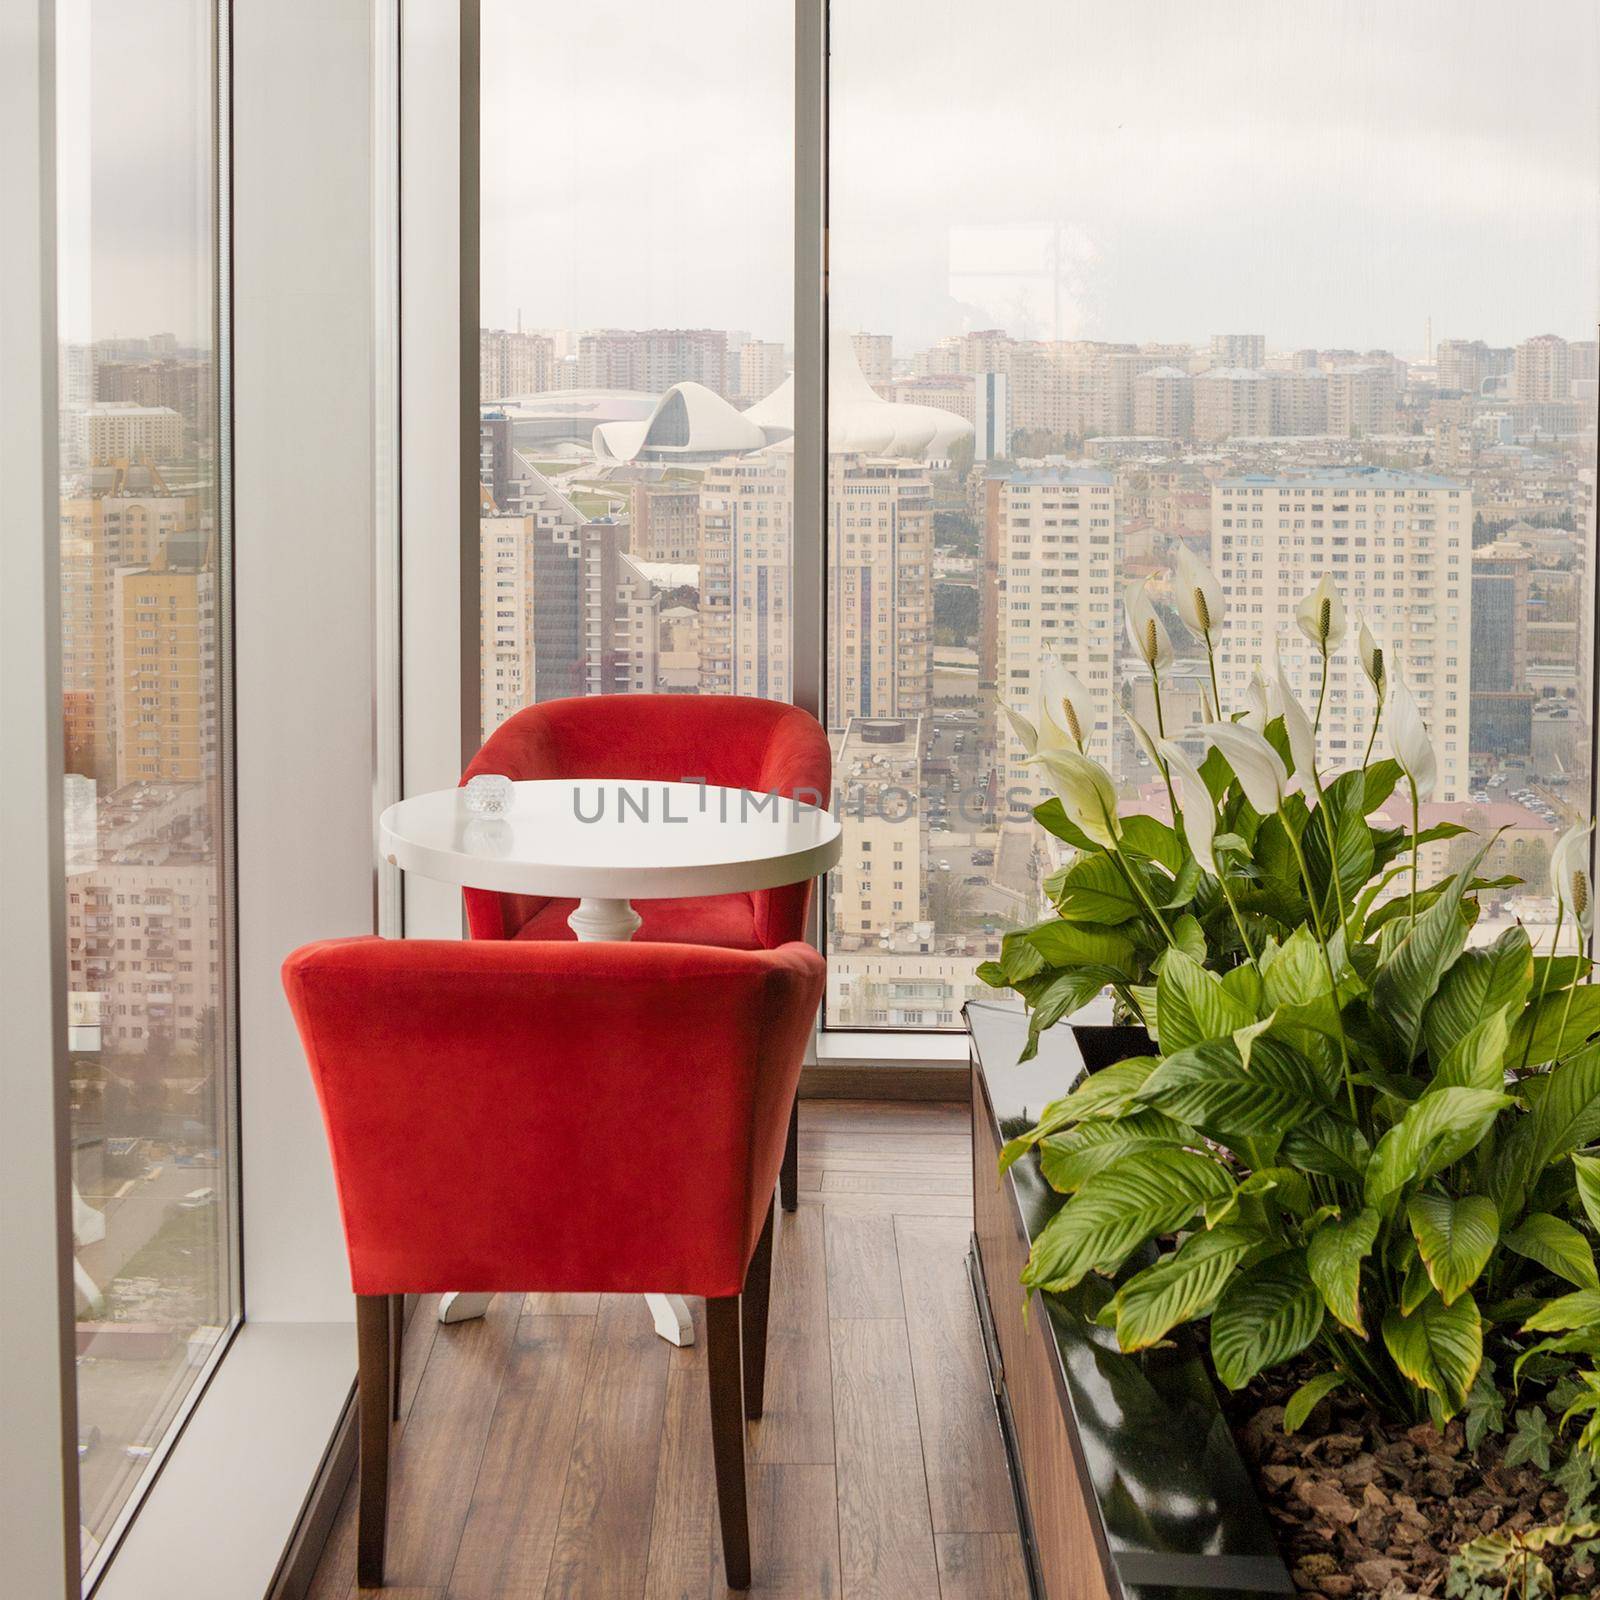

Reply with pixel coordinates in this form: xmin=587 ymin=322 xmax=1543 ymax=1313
xmin=578 ymin=328 xmax=730 ymax=396
xmin=1437 ymin=338 xmax=1493 ymax=394
xmin=84 ymin=403 xmax=184 ymax=464
xmin=973 ymin=371 xmax=1009 ymax=460
xmin=60 ymin=464 xmax=202 ymax=784
xmin=699 ymin=454 xmax=792 ymax=700
xmin=1267 ymin=367 xmax=1329 ymax=435
xmin=830 ymin=716 xmax=923 ymax=945
xmin=1133 ymin=366 xmax=1193 ymax=439
xmin=1193 ymin=368 xmax=1271 ymax=441
xmin=1515 ymin=334 xmax=1573 ymax=403
xmin=630 ymin=482 xmax=700 ymax=562
xmin=479 ymin=327 xmax=553 ymax=400
xmin=1210 ymin=333 xmax=1266 ymax=369
xmin=850 ymin=332 xmax=894 ymax=389
xmin=1325 ymin=364 xmax=1397 ymax=437
xmin=992 ymin=466 xmax=1117 ymax=811
xmin=480 ymin=485 xmax=661 ymax=738
xmin=1470 ymin=540 xmax=1535 ymax=756
xmin=736 ymin=339 xmax=788 ymax=405
xmin=113 ymin=539 xmax=217 ymax=789
xmin=827 ymin=456 xmax=932 ymax=727
xmin=1211 ymin=467 xmax=1471 ymax=798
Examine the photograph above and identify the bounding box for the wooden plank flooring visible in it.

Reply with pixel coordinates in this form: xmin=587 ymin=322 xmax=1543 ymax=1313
xmin=305 ymin=1099 xmax=1023 ymax=1600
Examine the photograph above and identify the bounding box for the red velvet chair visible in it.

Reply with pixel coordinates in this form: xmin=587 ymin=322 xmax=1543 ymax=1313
xmin=461 ymin=694 xmax=832 ymax=1211
xmin=283 ymin=936 xmax=826 ymax=1591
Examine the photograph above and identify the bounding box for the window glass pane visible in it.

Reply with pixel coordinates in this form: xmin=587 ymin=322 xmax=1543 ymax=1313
xmin=56 ymin=0 xmax=236 ymax=1569
xmin=478 ymin=1 xmax=793 ymax=739
xmin=827 ymin=0 xmax=1600 ymax=1025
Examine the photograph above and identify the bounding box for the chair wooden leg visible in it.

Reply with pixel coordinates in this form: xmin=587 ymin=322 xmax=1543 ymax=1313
xmin=741 ymin=1202 xmax=775 ymax=1421
xmin=780 ymin=1096 xmax=799 ymax=1213
xmin=388 ymin=1294 xmax=403 ymax=1422
xmin=356 ymin=1295 xmax=392 ymax=1589
xmin=705 ymin=1295 xmax=752 ymax=1589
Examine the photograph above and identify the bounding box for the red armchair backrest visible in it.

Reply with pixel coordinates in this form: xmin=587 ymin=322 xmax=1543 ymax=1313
xmin=282 ymin=937 xmax=825 ymax=1298
xmin=461 ymin=695 xmax=832 ymax=947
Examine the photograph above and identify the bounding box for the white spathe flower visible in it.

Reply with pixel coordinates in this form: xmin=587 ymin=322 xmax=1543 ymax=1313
xmin=1123 ymin=579 xmax=1174 ymax=672
xmin=1551 ymin=821 xmax=1595 ymax=938
xmin=1358 ymin=616 xmax=1386 ymax=704
xmin=1031 ymin=748 xmax=1122 ymax=849
xmin=1276 ymin=661 xmax=1318 ymax=790
xmin=1386 ymin=671 xmax=1437 ymax=801
xmin=1240 ymin=666 xmax=1279 ymax=734
xmin=1124 ymin=706 xmax=1164 ymax=770
xmin=1000 ymin=699 xmax=1041 ymax=756
xmin=1204 ymin=721 xmax=1292 ymax=817
xmin=1173 ymin=545 xmax=1224 ymax=642
xmin=1159 ymin=737 xmax=1218 ymax=877
xmin=1296 ymin=574 xmax=1349 ymax=657
xmin=1040 ymin=653 xmax=1093 ymax=753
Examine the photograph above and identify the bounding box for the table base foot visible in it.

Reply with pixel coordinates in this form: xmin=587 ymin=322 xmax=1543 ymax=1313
xmin=568 ymin=896 xmax=643 ymax=942
xmin=646 ymin=1292 xmax=695 ymax=1347
xmin=438 ymin=1291 xmax=494 ymax=1324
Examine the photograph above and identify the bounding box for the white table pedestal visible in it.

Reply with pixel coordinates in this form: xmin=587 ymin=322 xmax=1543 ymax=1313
xmin=438 ymin=894 xmax=695 ymax=1347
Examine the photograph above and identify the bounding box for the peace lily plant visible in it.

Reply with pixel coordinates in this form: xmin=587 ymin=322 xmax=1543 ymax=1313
xmin=981 ymin=559 xmax=1600 ymax=1467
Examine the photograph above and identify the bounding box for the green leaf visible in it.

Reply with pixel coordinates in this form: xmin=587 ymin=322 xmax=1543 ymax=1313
xmin=1574 ymin=1153 xmax=1600 ymax=1232
xmin=976 ymin=960 xmax=1006 ymax=988
xmin=1504 ymin=1213 xmax=1600 ymax=1290
xmin=1407 ymin=1193 xmax=1499 ymax=1304
xmin=1019 ymin=918 xmax=1138 ymax=978
xmin=1364 ymin=1087 xmax=1511 ymax=1212
xmin=1522 ymin=1289 xmax=1600 ymax=1333
xmin=1382 ymin=1289 xmax=1484 ymax=1418
xmin=1497 ymin=1039 xmax=1600 ymax=1213
xmin=1506 ymin=985 xmax=1600 ymax=1071
xmin=1168 ymin=912 xmax=1207 ymax=963
xmin=1036 ymin=1108 xmax=1194 ymax=1194
xmin=1464 ymin=1362 xmax=1507 ymax=1451
xmin=1431 ymin=1010 xmax=1511 ymax=1093
xmin=1371 ymin=841 xmax=1493 ymax=1062
xmin=1503 ymin=1406 xmax=1555 ymax=1472
xmin=1284 ymin=1371 xmax=1346 ymax=1433
xmin=1022 ymin=1147 xmax=1233 ymax=1293
xmin=1282 ymin=1111 xmax=1371 ymax=1185
xmin=1119 ymin=813 xmax=1183 ymax=872
xmin=1362 ymin=759 xmax=1403 ymax=812
xmin=1304 ymin=770 xmax=1376 ymax=910
xmin=1052 ymin=852 xmax=1144 ymax=924
xmin=1135 ymin=1034 xmax=1332 ymax=1140
xmin=1020 ymin=968 xmax=1115 ymax=1061
xmin=996 ymin=1058 xmax=1158 ymax=1172
xmin=1220 ymin=963 xmax=1265 ymax=1013
xmin=1155 ymin=948 xmax=1254 ymax=1055
xmin=1263 ymin=925 xmax=1332 ymax=1011
xmin=1307 ymin=1206 xmax=1380 ymax=1335
xmin=1210 ymin=1251 xmax=1325 ymax=1390
xmin=1110 ymin=1225 xmax=1258 ymax=1351
xmin=1032 ymin=797 xmax=1099 ymax=851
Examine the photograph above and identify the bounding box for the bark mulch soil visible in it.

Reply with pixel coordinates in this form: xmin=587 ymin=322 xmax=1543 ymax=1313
xmin=1221 ymin=1363 xmax=1595 ymax=1598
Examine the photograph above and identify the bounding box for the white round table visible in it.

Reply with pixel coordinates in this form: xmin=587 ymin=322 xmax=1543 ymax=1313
xmin=378 ymin=777 xmax=842 ymax=1345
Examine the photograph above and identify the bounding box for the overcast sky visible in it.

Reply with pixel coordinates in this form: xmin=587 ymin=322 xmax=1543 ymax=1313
xmin=483 ymin=0 xmax=1600 ymax=360
xmin=66 ymin=2 xmax=1599 ymax=362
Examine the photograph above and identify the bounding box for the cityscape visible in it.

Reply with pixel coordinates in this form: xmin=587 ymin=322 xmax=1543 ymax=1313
xmin=476 ymin=318 xmax=1598 ymax=1029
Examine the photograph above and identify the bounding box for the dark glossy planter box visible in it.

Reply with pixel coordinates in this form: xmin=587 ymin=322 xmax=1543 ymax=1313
xmin=965 ymin=1001 xmax=1293 ymax=1600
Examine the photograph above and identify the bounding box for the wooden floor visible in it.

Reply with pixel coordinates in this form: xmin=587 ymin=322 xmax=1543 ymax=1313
xmin=305 ymin=1098 xmax=1027 ymax=1600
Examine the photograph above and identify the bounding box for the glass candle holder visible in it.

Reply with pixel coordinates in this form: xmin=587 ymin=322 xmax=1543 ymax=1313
xmin=463 ymin=773 xmax=514 ymax=816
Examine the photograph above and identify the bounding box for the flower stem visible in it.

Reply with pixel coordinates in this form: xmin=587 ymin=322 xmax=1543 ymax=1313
xmin=1518 ymin=903 xmax=1563 ymax=1078
xmin=1205 ymin=638 xmax=1223 ymax=723
xmin=1284 ymin=810 xmax=1360 ymax=1123
xmin=1217 ymin=866 xmax=1257 ymax=963
xmin=1408 ymin=777 xmax=1420 ymax=926
xmin=1312 ymin=770 xmax=1353 ymax=960
xmin=1102 ymin=827 xmax=1176 ymax=948
xmin=1314 ymin=650 xmax=1330 ymax=736
xmin=1361 ymin=700 xmax=1382 ymax=769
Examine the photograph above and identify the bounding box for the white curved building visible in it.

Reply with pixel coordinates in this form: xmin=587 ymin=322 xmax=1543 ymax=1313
xmin=591 ymin=381 xmax=770 ymax=463
xmin=589 ymin=332 xmax=972 ymax=463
